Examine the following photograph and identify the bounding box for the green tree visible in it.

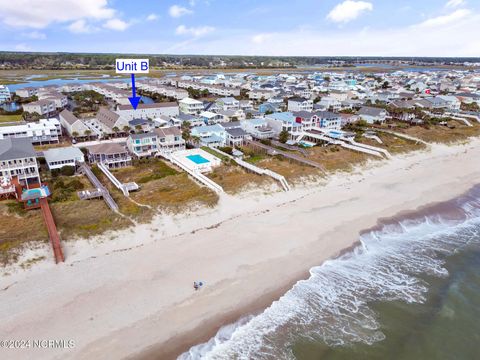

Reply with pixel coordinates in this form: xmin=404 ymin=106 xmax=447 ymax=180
xmin=279 ymin=130 xmax=289 ymax=143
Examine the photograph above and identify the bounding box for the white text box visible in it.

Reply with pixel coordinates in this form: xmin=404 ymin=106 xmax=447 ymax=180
xmin=115 ymin=59 xmax=149 ymax=74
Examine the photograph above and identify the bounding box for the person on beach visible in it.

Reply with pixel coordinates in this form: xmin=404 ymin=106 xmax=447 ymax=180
xmin=193 ymin=281 xmax=204 ymax=290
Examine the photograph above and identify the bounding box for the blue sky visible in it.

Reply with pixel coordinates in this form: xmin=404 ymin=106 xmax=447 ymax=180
xmin=0 ymin=0 xmax=479 ymax=56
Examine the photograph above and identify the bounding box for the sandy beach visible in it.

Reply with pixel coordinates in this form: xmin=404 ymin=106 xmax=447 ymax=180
xmin=1 ymin=139 xmax=480 ymax=360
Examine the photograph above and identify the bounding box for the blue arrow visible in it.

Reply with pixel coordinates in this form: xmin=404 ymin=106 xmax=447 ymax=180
xmin=128 ymin=73 xmax=141 ymax=110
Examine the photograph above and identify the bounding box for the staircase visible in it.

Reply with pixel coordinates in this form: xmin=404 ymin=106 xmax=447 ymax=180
xmin=97 ymin=162 xmax=139 ymax=197
xmin=78 ymin=163 xmax=119 ymax=212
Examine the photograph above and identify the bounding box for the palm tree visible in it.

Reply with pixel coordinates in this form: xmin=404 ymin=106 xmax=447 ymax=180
xmin=72 ymin=131 xmax=79 ymax=139
xmin=191 ymin=136 xmax=201 ymax=147
xmin=84 ymin=129 xmax=92 ymax=140
xmin=112 ymin=126 xmax=120 ymax=137
xmin=123 ymin=125 xmax=131 ymax=135
xmin=182 ymin=127 xmax=191 ymax=141
xmin=135 ymin=124 xmax=143 ymax=133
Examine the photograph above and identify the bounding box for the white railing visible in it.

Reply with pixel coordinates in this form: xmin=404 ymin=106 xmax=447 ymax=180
xmin=349 ymin=140 xmax=391 ymax=159
xmin=449 ymin=116 xmax=473 ymax=127
xmin=159 ymin=152 xmax=224 ymax=194
xmin=97 ymin=162 xmax=139 ymax=197
xmin=211 ymin=147 xmax=291 ymax=192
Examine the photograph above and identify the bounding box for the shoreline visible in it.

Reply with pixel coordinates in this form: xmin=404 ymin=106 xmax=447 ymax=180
xmin=1 ymin=140 xmax=480 ymax=360
xmin=152 ymin=188 xmax=480 ymax=360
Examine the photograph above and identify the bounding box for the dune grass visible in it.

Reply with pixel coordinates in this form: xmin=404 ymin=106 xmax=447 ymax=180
xmin=207 ymin=164 xmax=277 ymax=194
xmin=0 ymin=201 xmax=48 ymax=266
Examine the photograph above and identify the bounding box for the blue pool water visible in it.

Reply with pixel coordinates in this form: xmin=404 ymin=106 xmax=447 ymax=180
xmin=186 ymin=154 xmax=210 ymax=165
xmin=299 ymin=141 xmax=314 ymax=148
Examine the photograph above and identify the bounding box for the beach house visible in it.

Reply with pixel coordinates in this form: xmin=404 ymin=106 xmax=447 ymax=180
xmin=200 ymin=111 xmax=224 ymax=125
xmin=23 ymin=99 xmax=56 ymax=116
xmin=59 ymin=109 xmax=91 ymax=138
xmin=221 ymin=122 xmax=252 ymax=146
xmin=126 ymin=133 xmax=158 ymax=158
xmin=287 ymin=97 xmax=313 ymax=112
xmin=191 ymin=124 xmax=226 ymax=147
xmin=216 ymin=97 xmax=240 ymax=111
xmin=154 ymin=126 xmax=186 ymax=153
xmin=179 ymin=98 xmax=204 ymax=115
xmin=0 ymin=137 xmax=40 ymax=189
xmin=241 ymin=118 xmax=275 ymax=140
xmin=0 ymin=118 xmax=61 ymax=145
xmin=95 ymin=108 xmax=129 ymax=135
xmin=43 ymin=146 xmax=85 ymax=170
xmin=86 ymin=143 xmax=132 ymax=168
xmin=116 ymin=102 xmax=179 ymax=120
xmin=357 ymin=106 xmax=387 ymax=124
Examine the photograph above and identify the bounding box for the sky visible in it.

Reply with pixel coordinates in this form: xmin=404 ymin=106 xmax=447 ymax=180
xmin=0 ymin=0 xmax=479 ymax=57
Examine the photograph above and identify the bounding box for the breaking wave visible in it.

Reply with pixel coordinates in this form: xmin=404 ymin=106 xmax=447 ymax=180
xmin=179 ymin=186 xmax=480 ymax=360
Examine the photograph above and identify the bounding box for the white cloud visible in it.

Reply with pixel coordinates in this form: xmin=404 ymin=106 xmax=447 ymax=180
xmin=416 ymin=9 xmax=471 ymax=28
xmin=169 ymin=5 xmax=193 ymax=18
xmin=251 ymin=33 xmax=274 ymax=44
xmin=103 ymin=18 xmax=130 ymax=31
xmin=0 ymin=0 xmax=115 ymax=28
xmin=23 ymin=31 xmax=46 ymax=39
xmin=14 ymin=43 xmax=31 ymax=51
xmin=175 ymin=25 xmax=215 ymax=37
xmin=327 ymin=1 xmax=373 ymax=23
xmin=68 ymin=19 xmax=97 ymax=33
xmin=146 ymin=13 xmax=158 ymax=21
xmin=446 ymin=0 xmax=466 ymax=8
xmin=168 ymin=9 xmax=480 ymax=57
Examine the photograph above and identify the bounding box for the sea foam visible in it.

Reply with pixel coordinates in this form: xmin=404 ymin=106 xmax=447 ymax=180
xmin=180 ymin=186 xmax=480 ymax=360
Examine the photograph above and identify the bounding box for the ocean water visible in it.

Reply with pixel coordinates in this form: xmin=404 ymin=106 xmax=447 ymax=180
xmin=179 ymin=185 xmax=480 ymax=360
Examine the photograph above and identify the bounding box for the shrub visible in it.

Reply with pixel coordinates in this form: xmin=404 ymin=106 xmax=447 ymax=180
xmin=218 ymin=146 xmax=233 ymax=155
xmin=59 ymin=166 xmax=75 ymax=176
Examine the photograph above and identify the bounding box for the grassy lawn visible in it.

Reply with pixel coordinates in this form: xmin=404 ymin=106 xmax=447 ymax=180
xmin=129 ymin=173 xmax=219 ymax=212
xmin=206 ymin=164 xmax=276 ymax=194
xmin=50 ymin=199 xmax=131 ymax=240
xmin=306 ymin=145 xmax=374 ymax=173
xmin=358 ymin=132 xmax=427 ymax=154
xmin=0 ymin=114 xmax=22 ymax=123
xmin=392 ymin=121 xmax=480 ymax=144
xmin=201 ymin=146 xmax=230 ymax=161
xmin=0 ymin=201 xmax=49 ymax=266
xmin=102 ymin=159 xmax=219 ymax=214
xmin=44 ymin=174 xmax=132 ymax=239
xmin=111 ymin=158 xmax=178 ymax=184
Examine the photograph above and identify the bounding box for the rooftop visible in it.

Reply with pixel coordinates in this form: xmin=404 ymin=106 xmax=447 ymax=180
xmin=43 ymin=146 xmax=84 ymax=163
xmin=0 ymin=137 xmax=36 ymax=161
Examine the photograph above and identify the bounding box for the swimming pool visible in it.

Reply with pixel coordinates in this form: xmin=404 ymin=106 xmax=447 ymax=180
xmin=186 ymin=154 xmax=210 ymax=165
xmin=21 ymin=186 xmax=50 ymax=201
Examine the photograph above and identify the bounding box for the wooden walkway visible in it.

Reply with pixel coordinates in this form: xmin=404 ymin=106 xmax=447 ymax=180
xmin=247 ymin=140 xmax=326 ymax=172
xmin=40 ymin=198 xmax=65 ymax=264
xmin=78 ymin=164 xmax=119 ymax=212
